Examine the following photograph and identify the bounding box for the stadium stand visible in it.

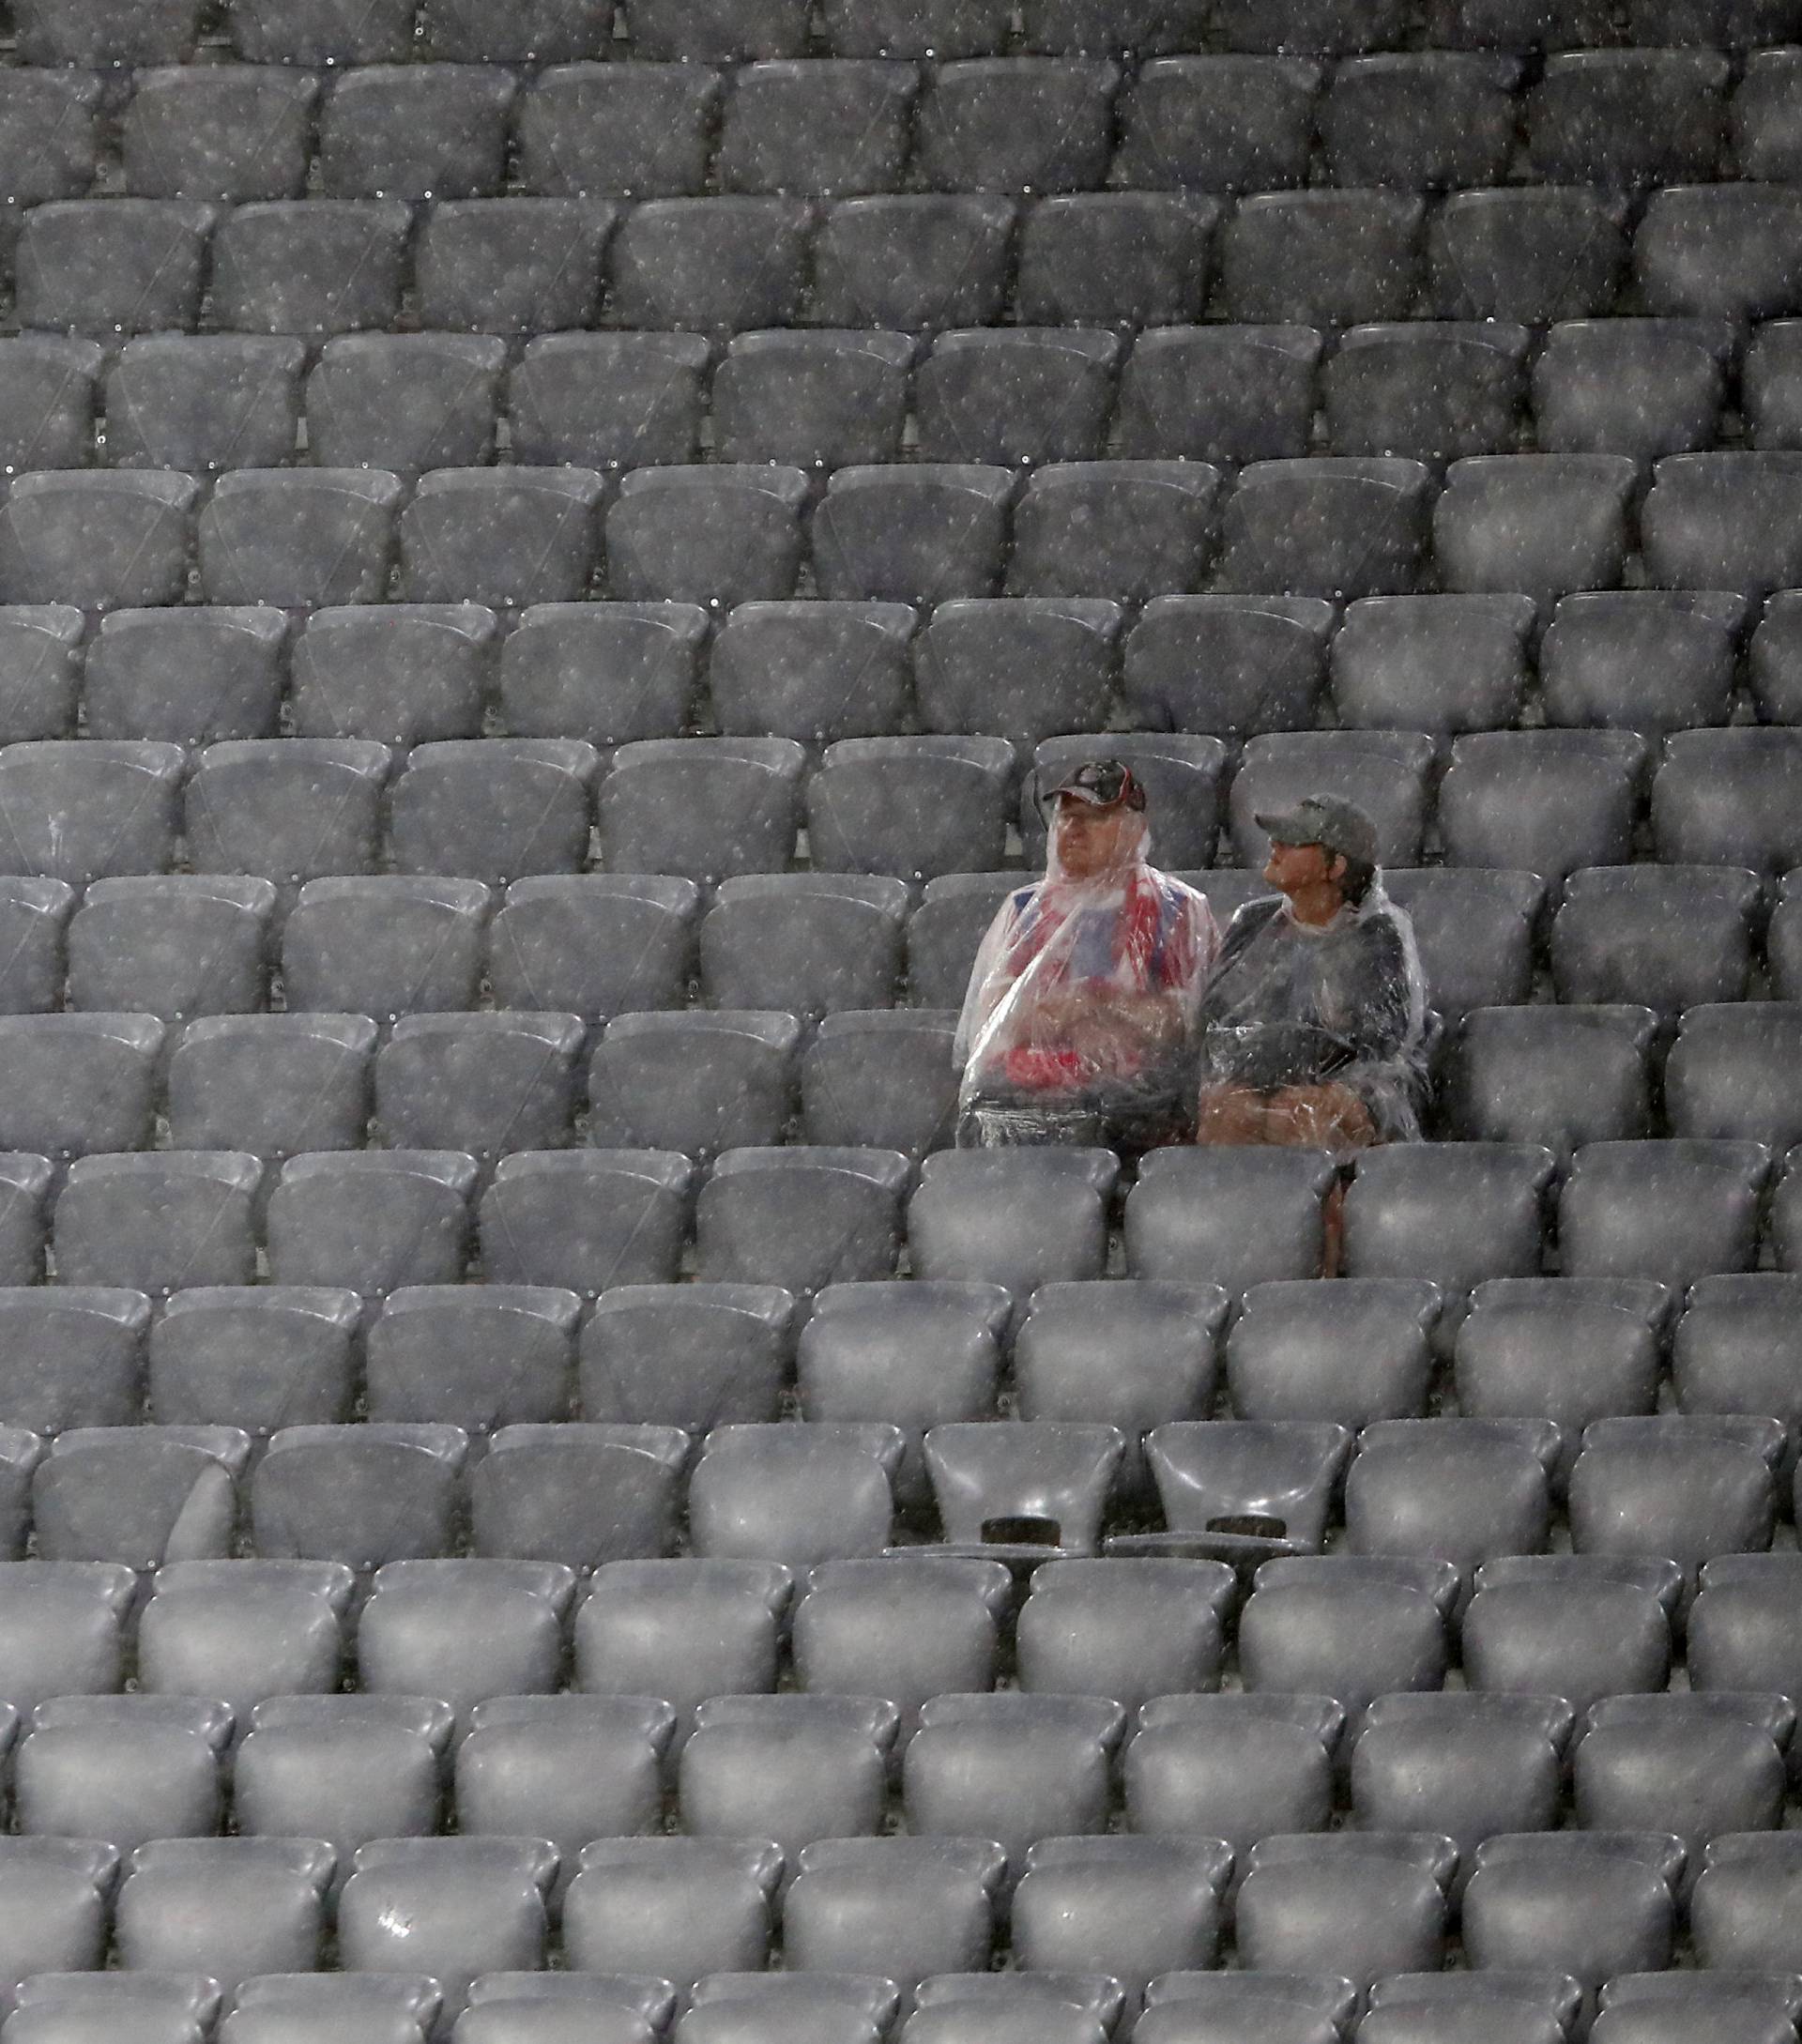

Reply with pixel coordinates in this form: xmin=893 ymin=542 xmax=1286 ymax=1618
xmin=0 ymin=0 xmax=1800 ymax=2035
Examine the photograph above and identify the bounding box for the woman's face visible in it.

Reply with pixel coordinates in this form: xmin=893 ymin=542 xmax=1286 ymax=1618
xmin=1052 ymin=799 xmax=1137 ymax=878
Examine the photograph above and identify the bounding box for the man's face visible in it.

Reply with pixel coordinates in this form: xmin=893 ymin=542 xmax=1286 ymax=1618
xmin=1263 ymin=837 xmax=1344 ymax=894
xmin=1051 ymin=797 xmax=1135 ymax=878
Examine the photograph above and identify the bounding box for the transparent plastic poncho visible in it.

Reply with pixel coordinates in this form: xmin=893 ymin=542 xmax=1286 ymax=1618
xmin=1193 ymin=877 xmax=1432 ymax=1153
xmin=954 ymin=813 xmax=1220 ymax=1127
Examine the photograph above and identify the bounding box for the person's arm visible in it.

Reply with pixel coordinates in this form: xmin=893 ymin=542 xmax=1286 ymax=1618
xmin=1336 ymin=912 xmax=1416 ymax=1065
xmin=953 ymin=894 xmax=1023 ymax=1073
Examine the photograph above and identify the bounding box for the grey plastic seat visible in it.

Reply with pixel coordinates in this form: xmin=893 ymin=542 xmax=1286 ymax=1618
xmin=1227 ymin=730 xmax=1434 ymax=867
xmin=509 ymin=333 xmax=700 ymax=470
xmin=1118 ymin=328 xmax=1319 ymax=466
xmin=1234 ymin=1834 xmax=1456 ymax=1990
xmin=599 ymin=738 xmax=803 ymax=885
xmin=1434 ymin=454 xmax=1636 ymax=602
xmin=1015 ymin=191 xmax=1216 ymax=328
xmin=305 ymin=338 xmax=503 ymax=479
xmin=0 ymin=71 xmax=102 ymax=212
xmin=719 ymin=57 xmax=912 ymax=194
xmin=3 ymin=1974 xmax=224 ymax=2044
xmin=905 ymin=875 xmax=1016 ymax=1009
xmin=1690 ymin=1832 xmax=1802 ymax=1972
xmin=422 ymin=0 xmax=611 ymax=56
xmin=1446 ymin=1007 xmax=1658 ymax=1153
xmin=0 ymin=744 xmax=184 ymax=887
xmin=814 ymin=466 xmax=1015 ymax=607
xmin=234 ymin=1694 xmax=453 ymax=1860
xmin=0 ymin=878 xmax=71 ymax=1017
xmin=1341 ymin=1144 xmax=1552 ymax=1296
xmin=586 ymin=1283 xmax=795 ymax=1434
xmin=712 ymin=334 xmax=914 ymax=475
xmin=1428 ymin=189 xmax=1627 ymax=322
xmin=115 ymin=1839 xmax=334 ymax=1997
xmin=1357 ymin=1975 xmax=1581 ymax=2044
xmin=1126 ymin=1148 xmax=1337 ymax=1294
xmin=606 ymin=196 xmax=810 ymax=332
xmin=1438 ymin=730 xmax=1646 ymax=878
xmin=784 ymin=1838 xmax=1004 ymax=1987
xmin=11 ymin=0 xmax=204 ymax=61
xmin=563 ymin=1838 xmax=782 ymax=1986
xmin=167 ymin=1015 xmax=374 ymax=1160
xmin=1239 ymin=1555 xmax=1458 ymax=1717
xmin=1016 ymin=1557 xmax=1233 ymax=1712
xmin=481 ymin=1152 xmax=694 ymax=1298
xmin=1346 ymin=1418 xmax=1559 ymax=1580
xmin=588 ymin=1013 xmax=801 ymax=1156
xmin=810 ymin=197 xmax=1016 ymax=330
xmin=0 ymin=1839 xmax=117 ymax=2007
xmin=364 ymin=1287 xmax=581 ymax=1432
xmin=358 ymin=1558 xmax=576 ymax=1720
xmin=517 ymin=62 xmax=720 ymax=198
xmin=319 ymin=65 xmax=513 ymax=202
xmin=53 ymin=1154 xmax=261 ymax=1295
xmin=688 ymin=1423 xmax=903 ymax=1569
xmin=84 ymin=606 xmax=285 ymax=743
xmin=700 ymin=877 xmax=907 ymax=1022
xmin=1642 ymin=453 xmax=1802 ymax=600
xmin=1543 ymin=591 xmax=1742 ymax=737
xmin=1743 ymin=321 xmax=1802 ymax=450
xmin=1134 ymin=1973 xmax=1357 ymax=2044
xmin=137 ymin=1559 xmax=350 ymax=1718
xmin=1352 ymin=1695 xmax=1573 ymax=1861
xmin=915 ymin=330 xmax=1121 ymax=467
xmin=1653 ymin=728 xmax=1802 ymax=876
xmin=680 ymin=1695 xmax=895 ymax=1858
xmin=1332 ymin=594 xmax=1533 ymax=736
xmin=487 ymin=877 xmax=696 ymax=1023
xmin=605 ymin=467 xmax=809 ymax=609
xmin=210 ymin=200 xmax=409 ymax=334
xmin=0 ymin=338 xmax=99 ymax=471
xmin=388 ymin=740 xmax=599 ymax=884
xmin=1460 ymin=1833 xmax=1684 ymax=2001
xmin=1676 ymin=1270 xmax=1802 ymax=1458
xmin=1573 ymin=1692 xmax=1791 ymax=1857
xmin=14 ymin=1693 xmax=231 ymax=1853
xmin=1534 ymin=320 xmax=1730 ymax=463
xmin=1590 ymin=1975 xmax=1802 ymax=2044
xmin=123 ymin=65 xmax=315 ymax=203
xmin=1636 ymin=186 xmax=1802 ymax=324
xmin=1217 ymin=195 xmax=1425 ymax=327
xmin=1227 ymin=1279 xmax=1442 ymax=1428
xmin=32 ymin=1426 xmax=248 ymax=1569
xmin=923 ymin=1421 xmax=1124 ymax=1556
xmin=1558 ymin=1139 xmax=1769 ymax=1288
xmin=457 ymin=1694 xmax=675 ymax=1869
xmin=1324 ymin=326 xmax=1527 ymax=465
xmin=1008 ymin=1838 xmax=1230 ymax=2001
xmin=1527 ymin=50 xmax=1728 ymax=183
xmin=1214 ymin=459 xmax=1432 ymax=602
xmin=696 ymin=1148 xmax=911 ymax=1295
xmin=340 ymin=1838 xmax=557 ymax=2022
xmin=68 ymin=876 xmax=274 ymax=1021
xmin=0 ymin=612 xmax=83 ymax=746
xmin=910 ymin=1150 xmax=1117 ymax=1300
xmin=15 ymin=201 xmax=212 ymax=336
xmin=252 ymin=1423 xmax=468 ymax=1566
xmin=0 ymin=1289 xmax=146 ymax=1434
xmin=1114 ymin=55 xmax=1319 ymax=191
xmin=292 ymin=604 xmax=494 ymax=749
xmin=677 ymin=1976 xmax=898 ymax=2044
xmin=575 ymin=1558 xmax=791 ymax=1719
xmin=469 ymin=1425 xmax=688 ymax=1570
xmin=222 ymin=0 xmax=410 ymax=59
xmin=0 ymin=1562 xmax=133 ymax=1713
xmin=791 ymin=1556 xmax=1010 ymax=1726
xmin=497 ymin=602 xmax=705 ymax=748
xmin=0 ymin=476 xmax=195 ymax=611
xmin=1570 ymin=1415 xmax=1783 ymax=1581
xmin=399 ymin=469 xmax=606 ymax=609
xmin=1462 ymin=1554 xmax=1679 ymax=1717
xmin=915 ymin=597 xmax=1122 ymax=756
xmin=221 ymin=1975 xmax=442 ymax=2044
xmin=1321 ymin=53 xmax=1519 ymax=188
xmin=1454 ymin=1276 xmax=1672 ymax=1445
xmin=1121 ymin=593 xmax=1329 ymax=737
xmin=186 ymin=740 xmax=390 ymax=886
xmin=0 ymin=1160 xmax=53 ymax=1289
xmin=457 ymin=1975 xmax=672 ymax=2044
xmin=267 ymin=1152 xmax=475 ymax=1297
xmin=374 ymin=1012 xmax=585 ymax=1161
xmin=913 ymin=57 xmax=1116 ymax=193
xmin=0 ymin=1014 xmax=163 ymax=1159
xmin=808 ymin=738 xmax=1016 ymax=882
xmin=416 ymin=199 xmax=614 ymax=336
xmin=198 ymin=469 xmax=403 ymax=610
xmin=1145 ymin=1421 xmax=1354 ymax=1549
xmin=802 ymin=1013 xmax=958 ymax=1160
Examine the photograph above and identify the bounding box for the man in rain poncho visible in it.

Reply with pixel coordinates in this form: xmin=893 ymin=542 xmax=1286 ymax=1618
xmin=954 ymin=758 xmax=1220 ymax=1156
xmin=1193 ymin=793 xmax=1430 ymax=1268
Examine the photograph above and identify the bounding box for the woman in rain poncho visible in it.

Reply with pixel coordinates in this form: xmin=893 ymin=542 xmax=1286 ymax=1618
xmin=954 ymin=758 xmax=1220 ymax=1159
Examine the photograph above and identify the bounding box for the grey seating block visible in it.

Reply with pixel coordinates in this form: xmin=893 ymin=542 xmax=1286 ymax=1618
xmin=85 ymin=606 xmax=286 ymax=742
xmin=1434 ymin=452 xmax=1636 ymax=602
xmin=1637 ymin=185 xmax=1802 ymax=324
xmin=5 ymin=1974 xmax=224 ymax=2044
xmin=1382 ymin=869 xmax=1543 ymax=1017
xmin=916 ymin=328 xmax=1122 ymax=465
xmin=357 ymin=1556 xmax=577 ymax=1721
xmin=209 ymin=201 xmax=409 ymax=334
xmin=1345 ymin=1417 xmax=1560 ymax=1581
xmin=421 ymin=0 xmax=611 ymax=57
xmin=374 ymin=1011 xmax=586 ymax=1160
xmin=1237 ymin=1554 xmax=1458 ymax=1718
xmin=1330 ymin=592 xmax=1534 ymax=733
xmin=0 ymin=337 xmax=100 ymax=471
xmin=32 ymin=1425 xmax=249 ymax=1569
xmin=53 ymin=1152 xmax=261 ymax=1296
xmin=1674 ymin=1274 xmax=1802 ymax=1457
xmin=689 ymin=1422 xmax=903 ymax=1569
xmin=186 ymin=740 xmax=391 ymax=887
xmin=1006 ymin=1839 xmax=1229 ymax=2005
xmin=0 ymin=1157 xmax=52 ymax=1289
xmin=517 ymin=63 xmax=721 ymax=199
xmin=284 ymin=876 xmax=490 ymax=1020
xmin=1454 ymin=1276 xmax=1673 ymax=1446
xmin=812 ymin=465 xmax=1015 ymax=606
xmin=1573 ymin=1692 xmax=1792 ymax=1858
xmin=251 ymin=1422 xmax=468 ymax=1566
xmin=469 ymin=1423 xmax=689 ymax=1570
xmin=600 ymin=737 xmax=804 ymax=885
xmin=220 ymin=1973 xmax=440 ymax=2044
xmin=1227 ymin=1278 xmax=1443 ymax=1429
xmin=695 ymin=1147 xmax=912 ymax=1296
xmin=792 ymin=1556 xmax=1010 ymax=1727
xmin=137 ymin=1558 xmax=351 ymax=1719
xmin=14 ymin=1693 xmax=232 ymax=1855
xmin=1122 ymin=593 xmax=1329 ymax=737
xmin=0 ymin=610 xmax=83 ymax=745
xmin=1233 ymin=1833 xmax=1456 ymax=1991
xmin=605 ymin=466 xmax=809 ymax=607
xmin=114 ymin=1838 xmax=334 ymax=1996
xmin=15 ymin=201 xmax=213 ymax=336
xmin=1460 ymin=1832 xmax=1684 ymax=2001
xmin=0 ymin=475 xmax=195 ymax=612
xmin=458 ymin=1976 xmax=667 ymax=2044
xmin=914 ymin=597 xmax=1122 ymax=757
xmin=416 ymin=200 xmax=616 ymax=336
xmin=605 ymin=196 xmax=811 ymax=331
xmin=924 ymin=1420 xmax=1124 ymax=1555
xmin=782 ymin=1838 xmax=1006 ymax=1987
xmin=808 ymin=738 xmax=1016 ymax=883
xmin=294 ymin=602 xmax=496 ymax=748
xmin=319 ymin=65 xmax=515 ymax=203
xmin=1653 ymin=727 xmax=1802 ymax=876
xmin=1462 ymin=1554 xmax=1681 ymax=1717
xmin=910 ymin=1148 xmax=1118 ymax=1301
xmin=802 ymin=1012 xmax=958 ymax=1160
xmin=1114 ymin=55 xmax=1321 ymax=191
xmin=1429 ymin=188 xmax=1627 ymax=321
xmin=1146 ymin=1419 xmax=1352 ymax=1548
xmin=234 ymin=1693 xmax=453 ymax=1861
xmin=1569 ymin=1414 xmax=1783 ymax=1582
xmin=0 ymin=1561 xmax=133 ymax=1713
xmin=511 ymin=332 xmax=706 ymax=470
xmin=702 ymin=877 xmax=909 ymax=1019
xmin=1134 ymin=1973 xmax=1356 ymax=2044
xmin=1590 ymin=1974 xmax=1802 ymax=2044
xmin=198 ymin=468 xmax=403 ymax=610
xmin=811 ymin=196 xmax=1016 ymax=331
xmin=1438 ymin=728 xmax=1647 ymax=879
xmin=1016 ymin=1556 xmax=1233 ymax=1713
xmin=489 ymin=876 xmax=697 ymax=1023
xmin=1642 ymin=450 xmax=1802 ymax=598
xmin=1123 ymin=1695 xmax=1343 ymax=1858
xmin=498 ymin=602 xmax=706 ymax=747
xmin=719 ymin=58 xmax=913 ymax=193
xmin=1342 ymin=1143 xmax=1554 ymax=1296
xmin=1118 ymin=328 xmax=1318 ymax=466
xmin=588 ymin=1013 xmax=801 ymax=1156
xmin=562 ymin=1838 xmax=783 ymax=1986
xmin=0 ymin=1014 xmax=162 ymax=1158
xmin=0 ymin=72 xmax=103 ymax=210
xmin=1358 ymin=1973 xmax=1581 ymax=2044
xmin=123 ymin=65 xmax=317 ymax=203
xmin=1445 ymin=1006 xmax=1658 ymax=1155
xmin=0 ymin=1287 xmax=149 ymax=1434
xmin=1558 ymin=1138 xmax=1770 ymax=1289
xmin=1324 ymin=324 xmax=1528 ymax=466
xmin=267 ymin=1151 xmax=477 ymax=1296
xmin=1017 ymin=193 xmax=1220 ymax=328
xmin=388 ymin=739 xmax=600 ymax=884
xmin=67 ymin=875 xmax=277 ymax=1021
xmin=680 ymin=1694 xmax=897 ymax=1858
xmin=1011 ymin=452 xmax=1220 ymax=599
xmin=481 ymin=1151 xmax=695 ymax=1297
xmin=1535 ymin=317 xmax=1730 ymax=464
xmin=364 ymin=1285 xmax=582 ymax=1432
xmin=1690 ymin=1832 xmax=1802 ymax=1972
xmin=1552 ymin=863 xmax=1760 ymax=1012
xmin=223 ymin=0 xmax=413 ymax=62
xmin=711 ymin=334 xmax=915 ymax=472
xmin=0 ymin=1838 xmax=118 ymax=2010
xmin=573 ymin=1557 xmax=791 ymax=1719
xmin=1352 ymin=1694 xmax=1575 ymax=1862
xmin=1216 ymin=194 xmax=1426 ymax=328
xmin=1127 ymin=1148 xmax=1338 ymax=1293
xmin=399 ymin=468 xmax=606 ymax=609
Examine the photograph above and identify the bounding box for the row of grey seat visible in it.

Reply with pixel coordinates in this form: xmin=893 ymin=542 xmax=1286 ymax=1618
xmin=0 ymin=1834 xmax=1798 ymax=2043
xmin=20 ymin=453 xmax=1802 ymax=617
xmin=18 ymin=186 xmax=1802 ymax=339
xmin=21 ymin=51 xmax=1802 ymax=205
xmin=31 ymin=319 xmax=1802 ymax=479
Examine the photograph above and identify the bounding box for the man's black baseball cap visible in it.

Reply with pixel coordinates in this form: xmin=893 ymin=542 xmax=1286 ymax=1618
xmin=1043 ymin=758 xmax=1148 ymax=813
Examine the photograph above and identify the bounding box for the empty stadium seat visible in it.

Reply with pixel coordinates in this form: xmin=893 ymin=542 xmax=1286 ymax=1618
xmin=811 ymin=197 xmax=1016 ymax=329
xmin=1119 ymin=327 xmax=1319 ymax=465
xmin=700 ymin=877 xmax=906 ymax=1020
xmin=1115 ymin=55 xmax=1320 ymax=191
xmin=113 ymin=1838 xmax=333 ymax=1995
xmin=718 ymin=61 xmax=915 ymax=196
xmin=1447 ymin=1005 xmax=1659 ymax=1153
xmin=783 ymin=1838 xmax=1004 ymax=1987
xmin=1642 ymin=452 xmax=1802 ymax=597
xmin=0 ymin=1289 xmax=145 ymax=1434
xmin=166 ymin=1014 xmax=374 ymax=1158
xmin=138 ymin=1558 xmax=349 ymax=1719
xmin=374 ymin=1012 xmax=584 ymax=1161
xmin=814 ymin=466 xmax=1016 ymax=606
xmin=516 ymin=63 xmax=721 ymax=199
xmin=1341 ymin=1143 xmax=1553 ymax=1295
xmin=680 ymin=1693 xmax=895 ymax=1857
xmin=0 ymin=1561 xmax=132 ymax=1711
xmin=469 ymin=1424 xmax=688 ymax=1569
xmin=481 ymin=1152 xmax=693 ymax=1297
xmin=1135 ymin=1974 xmax=1357 ymax=2044
xmin=16 ymin=201 xmax=212 ymax=336
xmin=1534 ymin=318 xmax=1730 ymax=461
xmin=511 ymin=333 xmax=708 ymax=469
xmin=574 ymin=1558 xmax=790 ymax=1719
xmin=915 ymin=330 xmax=1121 ymax=466
xmin=267 ymin=1151 xmax=476 ymax=1295
xmin=0 ymin=476 xmax=195 ymax=611
xmin=14 ymin=1692 xmax=229 ymax=1852
xmin=1239 ymin=1554 xmax=1457 ymax=1716
xmin=562 ymin=1838 xmax=783 ymax=1985
xmin=1459 ymin=1833 xmax=1684 ymax=2001
xmin=1690 ymin=1833 xmax=1802 ymax=1972
xmin=389 ymin=740 xmax=600 ymax=884
xmin=1429 ymin=188 xmax=1627 ymax=321
xmin=1574 ymin=1692 xmax=1790 ymax=1857
xmin=1358 ymin=1974 xmax=1581 ymax=2044
xmin=1016 ymin=1555 xmax=1232 ymax=1710
xmin=1572 ymin=1414 xmax=1783 ymax=1579
xmin=1673 ymin=1275 xmax=1802 ymax=1442
xmin=124 ymin=65 xmax=316 ymax=204
xmin=487 ymin=876 xmax=696 ymax=1021
xmin=1591 ymin=1975 xmax=1802 ymax=2044
xmin=1217 ymin=194 xmax=1426 ymax=327
xmin=305 ymin=338 xmax=504 ymax=478
xmin=356 ymin=1556 xmax=574 ymax=1719
xmin=415 ymin=199 xmax=615 ymax=336
xmin=792 ymin=1555 xmax=1010 ymax=1724
xmin=0 ymin=611 xmax=82 ymax=746
xmin=582 ymin=1276 xmax=786 ymax=1431
xmin=688 ymin=1423 xmax=902 ymax=1568
xmin=0 ymin=1838 xmax=116 ymax=2009
xmin=6 ymin=1974 xmax=222 ymax=2044
xmin=1321 ymin=52 xmax=1520 ymax=189
xmin=199 ymin=468 xmax=403 ymax=610
xmin=457 ymin=1693 xmax=673 ymax=1869
xmin=1653 ymin=727 xmax=1802 ymax=874
xmin=606 ymin=466 xmax=810 ymax=607
xmin=53 ymin=1152 xmax=260 ymax=1294
xmin=1326 ymin=326 xmax=1528 ymax=466
xmin=1215 ymin=459 xmax=1433 ymax=601
xmin=320 ymin=65 xmax=514 ymax=204
xmin=187 ymin=740 xmax=390 ymax=886
xmin=85 ymin=606 xmax=285 ymax=743
xmin=497 ymin=602 xmax=705 ymax=747
xmin=1233 ymin=1834 xmax=1456 ymax=1990
xmin=1010 ymin=465 xmax=1222 ymax=605
xmin=210 ymin=201 xmax=409 ymax=334
xmin=0 ymin=71 xmax=103 ymax=211
xmin=0 ymin=1014 xmax=163 ymax=1158
xmin=1346 ymin=1417 xmax=1559 ymax=1579
xmin=1122 ymin=593 xmax=1330 ymax=737
xmin=1435 ymin=453 xmax=1636 ymax=601
xmin=252 ymin=1423 xmax=468 ymax=1567
xmin=1749 ymin=327 xmax=1802 ymax=452
xmin=1145 ymin=1419 xmax=1351 ymax=1549
xmin=587 ymin=1013 xmax=800 ymax=1155
xmin=809 ymin=737 xmax=1015 ymax=882
xmin=1558 ymin=1138 xmax=1769 ymax=1288
xmin=1528 ymin=50 xmax=1728 ymax=184
xmin=0 ymin=337 xmax=99 ymax=472
xmin=1636 ymin=185 xmax=1802 ymax=322
xmin=1351 ymin=1693 xmax=1572 ymax=1858
xmin=608 ymin=197 xmax=812 ymax=332
xmin=67 ymin=876 xmax=274 ymax=1020
xmin=599 ymin=738 xmax=802 ymax=884
xmin=696 ymin=1147 xmax=911 ymax=1294
xmin=399 ymin=469 xmax=606 ymax=608
xmin=1016 ymin=192 xmax=1218 ymax=327
xmin=222 ymin=1975 xmax=441 ymax=2044
xmin=1455 ymin=1275 xmax=1672 ymax=1447
xmin=802 ymin=1013 xmax=959 ymax=1158
xmin=1228 ymin=1278 xmax=1442 ymax=1428
xmin=364 ymin=1286 xmax=581 ymax=1432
